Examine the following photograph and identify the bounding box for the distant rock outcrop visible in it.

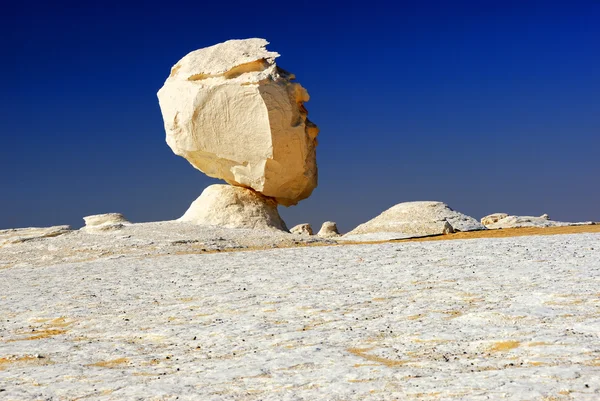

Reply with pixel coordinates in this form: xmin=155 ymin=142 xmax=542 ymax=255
xmin=178 ymin=185 xmax=288 ymax=231
xmin=344 ymin=201 xmax=485 ymax=241
xmin=82 ymin=213 xmax=129 ymax=232
xmin=157 ymin=38 xmax=318 ymax=207
xmin=290 ymin=223 xmax=313 ymax=235
xmin=317 ymin=222 xmax=341 ymax=238
xmin=0 ymin=225 xmax=72 ymax=246
xmin=484 ymin=213 xmax=595 ymax=229
xmin=481 ymin=213 xmax=509 ymax=226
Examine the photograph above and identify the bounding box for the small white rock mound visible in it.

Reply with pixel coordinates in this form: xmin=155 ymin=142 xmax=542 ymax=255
xmin=481 ymin=213 xmax=509 ymax=226
xmin=485 ymin=213 xmax=595 ymax=229
xmin=317 ymin=222 xmax=340 ymax=238
xmin=343 ymin=201 xmax=484 ymax=242
xmin=82 ymin=213 xmax=130 ymax=232
xmin=178 ymin=184 xmax=288 ymax=231
xmin=157 ymin=38 xmax=318 ymax=206
xmin=290 ymin=223 xmax=313 ymax=235
xmin=442 ymin=221 xmax=455 ymax=235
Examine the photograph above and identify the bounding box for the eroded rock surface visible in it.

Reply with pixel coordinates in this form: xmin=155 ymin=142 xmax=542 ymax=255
xmin=157 ymin=38 xmax=318 ymax=206
xmin=344 ymin=201 xmax=484 ymax=241
xmin=481 ymin=213 xmax=509 ymax=226
xmin=485 ymin=214 xmax=595 ymax=229
xmin=317 ymin=221 xmax=341 ymax=238
xmin=0 ymin=226 xmax=72 ymax=246
xmin=179 ymin=184 xmax=288 ymax=231
xmin=290 ymin=223 xmax=313 ymax=236
xmin=82 ymin=213 xmax=130 ymax=232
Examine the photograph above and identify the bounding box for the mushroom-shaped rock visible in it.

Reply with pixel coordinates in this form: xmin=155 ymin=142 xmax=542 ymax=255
xmin=178 ymin=184 xmax=288 ymax=231
xmin=317 ymin=221 xmax=340 ymax=238
xmin=157 ymin=38 xmax=318 ymax=206
xmin=480 ymin=213 xmax=509 ymax=226
xmin=290 ymin=223 xmax=313 ymax=235
xmin=343 ymin=201 xmax=484 ymax=242
xmin=82 ymin=213 xmax=129 ymax=232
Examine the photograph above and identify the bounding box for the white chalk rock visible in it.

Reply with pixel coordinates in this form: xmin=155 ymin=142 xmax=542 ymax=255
xmin=0 ymin=225 xmax=72 ymax=246
xmin=82 ymin=213 xmax=130 ymax=232
xmin=481 ymin=213 xmax=509 ymax=226
xmin=157 ymin=38 xmax=318 ymax=206
xmin=178 ymin=184 xmax=288 ymax=231
xmin=343 ymin=201 xmax=485 ymax=242
xmin=442 ymin=221 xmax=455 ymax=235
xmin=317 ymin=221 xmax=340 ymax=238
xmin=290 ymin=223 xmax=313 ymax=235
xmin=485 ymin=215 xmax=595 ymax=229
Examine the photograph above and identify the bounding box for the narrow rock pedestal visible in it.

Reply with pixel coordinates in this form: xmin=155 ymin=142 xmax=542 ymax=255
xmin=178 ymin=185 xmax=288 ymax=232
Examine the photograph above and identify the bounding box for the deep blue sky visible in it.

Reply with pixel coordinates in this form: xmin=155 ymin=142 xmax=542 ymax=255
xmin=2 ymin=1 xmax=599 ymax=231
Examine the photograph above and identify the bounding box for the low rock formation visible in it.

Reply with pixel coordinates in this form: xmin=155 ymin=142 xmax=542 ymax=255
xmin=343 ymin=201 xmax=485 ymax=241
xmin=481 ymin=213 xmax=509 ymax=226
xmin=484 ymin=214 xmax=595 ymax=229
xmin=317 ymin=222 xmax=340 ymax=238
xmin=82 ymin=213 xmax=130 ymax=232
xmin=0 ymin=225 xmax=72 ymax=246
xmin=290 ymin=223 xmax=313 ymax=235
xmin=178 ymin=184 xmax=287 ymax=231
xmin=157 ymin=38 xmax=318 ymax=206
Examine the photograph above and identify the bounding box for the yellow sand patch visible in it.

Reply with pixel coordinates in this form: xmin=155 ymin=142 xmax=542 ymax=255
xmin=90 ymin=358 xmax=130 ymax=368
xmin=443 ymin=310 xmax=463 ymax=319
xmin=408 ymin=393 xmax=441 ymax=398
xmin=8 ymin=317 xmax=74 ymax=342
xmin=528 ymin=342 xmax=551 ymax=347
xmin=489 ymin=341 xmax=520 ymax=352
xmin=372 ymin=298 xmax=387 ymax=302
xmin=392 ymin=224 xmax=600 ymax=243
xmin=0 ymin=355 xmax=43 ymax=370
xmin=347 ymin=347 xmax=406 ymax=367
xmin=412 ymin=338 xmax=448 ymax=343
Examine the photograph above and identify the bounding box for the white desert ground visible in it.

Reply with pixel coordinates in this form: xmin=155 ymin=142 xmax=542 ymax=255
xmin=2 ymin=38 xmax=599 ymax=400
xmin=1 ymin=224 xmax=600 ymax=400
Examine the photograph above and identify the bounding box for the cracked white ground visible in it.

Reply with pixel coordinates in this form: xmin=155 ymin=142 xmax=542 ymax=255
xmin=1 ymin=232 xmax=599 ymax=400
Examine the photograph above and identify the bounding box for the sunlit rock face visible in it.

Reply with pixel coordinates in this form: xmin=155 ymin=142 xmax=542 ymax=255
xmin=481 ymin=213 xmax=509 ymax=226
xmin=178 ymin=185 xmax=288 ymax=231
xmin=344 ymin=201 xmax=485 ymax=241
xmin=82 ymin=213 xmax=130 ymax=233
xmin=290 ymin=223 xmax=313 ymax=236
xmin=157 ymin=38 xmax=318 ymax=206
